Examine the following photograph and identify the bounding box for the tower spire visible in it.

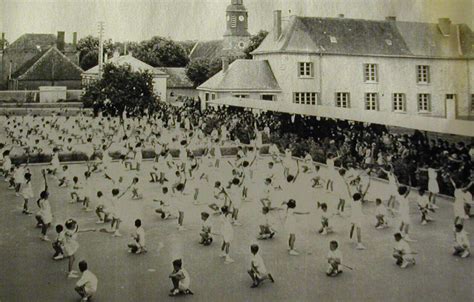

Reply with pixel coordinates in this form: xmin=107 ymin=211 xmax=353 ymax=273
xmin=223 ymin=0 xmax=250 ymax=51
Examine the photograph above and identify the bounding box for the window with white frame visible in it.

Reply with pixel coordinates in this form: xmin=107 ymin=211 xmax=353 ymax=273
xmin=365 ymin=93 xmax=378 ymax=110
xmin=261 ymin=94 xmax=276 ymax=101
xmin=392 ymin=93 xmax=406 ymax=112
xmin=205 ymin=93 xmax=210 ymax=102
xmin=335 ymin=92 xmax=350 ymax=108
xmin=471 ymin=94 xmax=474 ymax=111
xmin=417 ymin=65 xmax=430 ymax=84
xmin=233 ymin=94 xmax=249 ymax=99
xmin=417 ymin=93 xmax=431 ymax=112
xmin=211 ymin=93 xmax=216 ymax=100
xmin=364 ymin=64 xmax=378 ymax=82
xmin=293 ymin=92 xmax=317 ymax=105
xmin=298 ymin=62 xmax=313 ymax=77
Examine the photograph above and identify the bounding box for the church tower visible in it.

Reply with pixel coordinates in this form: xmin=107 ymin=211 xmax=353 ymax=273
xmin=223 ymin=0 xmax=251 ymax=51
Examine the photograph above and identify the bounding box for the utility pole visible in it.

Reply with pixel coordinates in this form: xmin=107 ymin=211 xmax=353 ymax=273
xmin=98 ymin=21 xmax=105 ymax=78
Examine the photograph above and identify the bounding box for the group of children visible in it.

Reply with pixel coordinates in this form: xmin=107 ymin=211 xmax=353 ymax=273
xmin=1 ymin=110 xmax=472 ymax=300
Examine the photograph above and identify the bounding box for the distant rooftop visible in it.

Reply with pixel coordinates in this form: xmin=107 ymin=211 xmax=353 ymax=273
xmin=83 ymin=54 xmax=168 ymax=76
xmin=198 ymin=59 xmax=281 ymax=91
xmin=253 ymin=16 xmax=474 ymax=59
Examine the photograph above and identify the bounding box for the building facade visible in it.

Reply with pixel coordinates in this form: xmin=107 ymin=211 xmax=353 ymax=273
xmin=82 ymin=53 xmax=169 ymax=100
xmin=0 ymin=32 xmax=79 ymax=90
xmin=160 ymin=67 xmax=198 ymax=102
xmin=8 ymin=46 xmax=83 ymax=90
xmin=199 ymin=12 xmax=474 ymax=136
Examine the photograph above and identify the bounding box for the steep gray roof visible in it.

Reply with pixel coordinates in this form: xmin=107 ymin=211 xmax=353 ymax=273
xmin=159 ymin=67 xmax=194 ymax=88
xmin=189 ymin=40 xmax=225 ymax=61
xmin=83 ymin=54 xmax=167 ymax=76
xmin=7 ymin=33 xmax=56 ymax=52
xmin=12 ymin=47 xmax=83 ymax=80
xmin=189 ymin=40 xmax=246 ymax=61
xmin=197 ymin=59 xmax=280 ymax=91
xmin=253 ymin=16 xmax=474 ymax=59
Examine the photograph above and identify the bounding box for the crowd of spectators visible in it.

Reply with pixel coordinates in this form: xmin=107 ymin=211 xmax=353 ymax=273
xmin=154 ymin=99 xmax=473 ymax=196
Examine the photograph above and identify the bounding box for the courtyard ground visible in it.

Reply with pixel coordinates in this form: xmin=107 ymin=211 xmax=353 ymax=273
xmin=0 ymin=159 xmax=473 ymax=302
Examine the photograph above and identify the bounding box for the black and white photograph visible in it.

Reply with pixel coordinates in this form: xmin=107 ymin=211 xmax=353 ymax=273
xmin=0 ymin=0 xmax=473 ymax=301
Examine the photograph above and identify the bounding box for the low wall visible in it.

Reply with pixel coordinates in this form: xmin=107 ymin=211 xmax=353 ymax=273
xmin=0 ymin=102 xmax=83 ymax=108
xmin=11 ymin=145 xmax=270 ymax=165
xmin=0 ymin=107 xmax=92 ymax=116
xmin=0 ymin=89 xmax=83 ymax=102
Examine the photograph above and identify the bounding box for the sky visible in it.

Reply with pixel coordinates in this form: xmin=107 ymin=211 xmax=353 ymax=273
xmin=1 ymin=0 xmax=473 ymax=43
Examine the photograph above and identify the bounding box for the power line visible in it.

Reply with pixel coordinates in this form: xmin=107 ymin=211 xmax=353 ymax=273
xmin=98 ymin=21 xmax=105 ymax=78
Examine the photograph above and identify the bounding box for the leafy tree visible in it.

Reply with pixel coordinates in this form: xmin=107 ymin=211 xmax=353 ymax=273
xmin=185 ymin=58 xmax=212 ymax=87
xmin=133 ymin=36 xmax=189 ymax=67
xmin=185 ymin=55 xmax=240 ymax=87
xmin=244 ymin=30 xmax=268 ymax=59
xmin=82 ymin=63 xmax=159 ymax=117
xmin=177 ymin=40 xmax=197 ymax=55
xmin=76 ymin=35 xmax=113 ymax=70
xmin=79 ymin=50 xmax=99 ymax=71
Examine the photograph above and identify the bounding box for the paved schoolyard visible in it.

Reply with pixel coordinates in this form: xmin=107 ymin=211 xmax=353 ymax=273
xmin=0 ymin=159 xmax=473 ymax=302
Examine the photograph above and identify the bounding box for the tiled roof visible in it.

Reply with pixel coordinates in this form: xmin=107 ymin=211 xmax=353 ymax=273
xmin=189 ymin=40 xmax=225 ymax=60
xmin=7 ymin=33 xmax=56 ymax=52
xmin=83 ymin=54 xmax=168 ymax=76
xmin=189 ymin=40 xmax=246 ymax=61
xmin=159 ymin=67 xmax=194 ymax=88
xmin=253 ymin=16 xmax=474 ymax=59
xmin=197 ymin=59 xmax=280 ymax=91
xmin=12 ymin=47 xmax=83 ymax=81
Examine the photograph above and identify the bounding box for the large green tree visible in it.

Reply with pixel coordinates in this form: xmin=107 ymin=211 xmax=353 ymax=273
xmin=76 ymin=35 xmax=113 ymax=70
xmin=82 ymin=63 xmax=159 ymax=117
xmin=244 ymin=30 xmax=268 ymax=59
xmin=185 ymin=55 xmax=242 ymax=87
xmin=133 ymin=36 xmax=189 ymax=67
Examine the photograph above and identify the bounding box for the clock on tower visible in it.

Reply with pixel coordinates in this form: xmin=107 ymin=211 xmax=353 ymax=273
xmin=223 ymin=0 xmax=251 ymax=51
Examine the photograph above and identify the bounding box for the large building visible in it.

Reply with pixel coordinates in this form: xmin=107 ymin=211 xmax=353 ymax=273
xmin=189 ymin=0 xmax=251 ymax=61
xmin=0 ymin=32 xmax=80 ymax=90
xmin=82 ymin=53 xmax=169 ymax=100
xmin=198 ymin=12 xmax=474 ymax=136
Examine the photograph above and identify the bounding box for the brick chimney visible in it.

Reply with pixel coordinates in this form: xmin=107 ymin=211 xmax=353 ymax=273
xmin=438 ymin=18 xmax=452 ymax=36
xmin=57 ymin=31 xmax=65 ymax=52
xmin=1 ymin=32 xmax=5 ymax=51
xmin=385 ymin=16 xmax=397 ymax=21
xmin=274 ymin=10 xmax=282 ymax=41
xmin=72 ymin=32 xmax=77 ymax=48
xmin=222 ymin=57 xmax=229 ymax=72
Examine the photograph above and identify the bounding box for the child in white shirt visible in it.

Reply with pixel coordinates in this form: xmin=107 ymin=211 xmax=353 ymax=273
xmin=128 ymin=219 xmax=147 ymax=254
xmin=453 ymin=224 xmax=471 ymax=258
xmin=75 ymin=260 xmax=98 ymax=301
xmin=393 ymin=233 xmax=416 ymax=268
xmin=326 ymin=240 xmax=343 ymax=276
xmin=247 ymin=244 xmax=274 ymax=287
xmin=199 ymin=212 xmax=213 ymax=245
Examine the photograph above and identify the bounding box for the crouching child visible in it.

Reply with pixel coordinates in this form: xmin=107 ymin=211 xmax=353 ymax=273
xmin=169 ymin=259 xmax=193 ymax=296
xmin=247 ymin=244 xmax=274 ymax=288
xmin=326 ymin=240 xmax=343 ymax=276
xmin=199 ymin=212 xmax=213 ymax=245
xmin=393 ymin=233 xmax=416 ymax=268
